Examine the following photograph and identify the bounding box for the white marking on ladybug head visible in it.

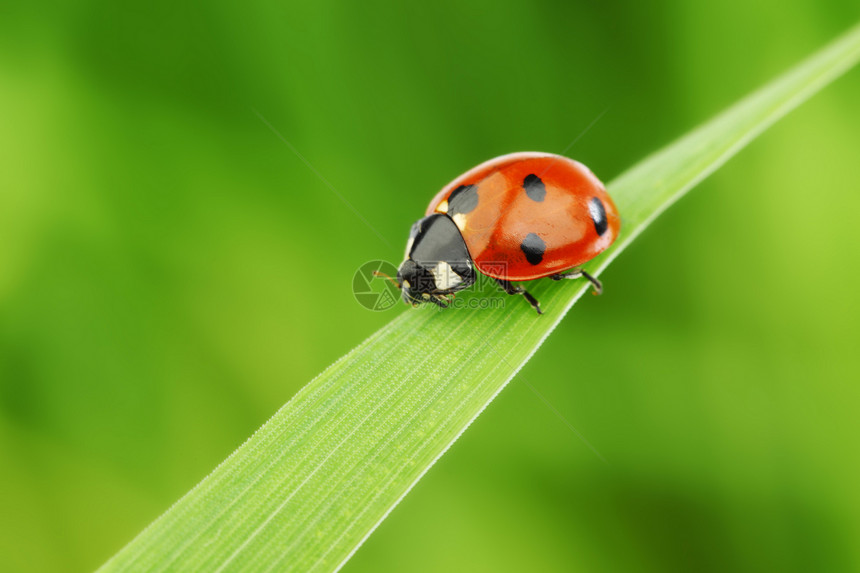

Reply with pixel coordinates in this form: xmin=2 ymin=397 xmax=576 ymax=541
xmin=431 ymin=261 xmax=462 ymax=291
xmin=437 ymin=199 xmax=449 ymax=213
xmin=451 ymin=212 xmax=467 ymax=228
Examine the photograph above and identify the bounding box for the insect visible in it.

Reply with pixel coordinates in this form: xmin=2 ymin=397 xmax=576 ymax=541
xmin=382 ymin=152 xmax=620 ymax=314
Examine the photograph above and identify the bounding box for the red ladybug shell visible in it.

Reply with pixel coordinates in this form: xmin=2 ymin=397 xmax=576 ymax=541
xmin=425 ymin=152 xmax=620 ymax=281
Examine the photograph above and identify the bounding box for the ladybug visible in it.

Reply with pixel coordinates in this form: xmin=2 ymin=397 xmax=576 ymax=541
xmin=388 ymin=152 xmax=620 ymax=314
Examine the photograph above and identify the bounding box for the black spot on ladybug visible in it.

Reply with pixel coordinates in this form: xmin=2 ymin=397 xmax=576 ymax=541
xmin=448 ymin=184 xmax=479 ymax=215
xmin=520 ymin=233 xmax=546 ymax=265
xmin=523 ymin=174 xmax=546 ymax=202
xmin=588 ymin=197 xmax=608 ymax=236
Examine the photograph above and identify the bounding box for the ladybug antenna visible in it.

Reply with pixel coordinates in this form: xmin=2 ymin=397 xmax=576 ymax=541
xmin=372 ymin=270 xmax=401 ymax=289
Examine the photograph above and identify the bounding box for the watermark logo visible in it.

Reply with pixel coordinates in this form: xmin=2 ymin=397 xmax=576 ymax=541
xmin=353 ymin=260 xmax=401 ymax=311
xmin=440 ymin=296 xmax=506 ymax=310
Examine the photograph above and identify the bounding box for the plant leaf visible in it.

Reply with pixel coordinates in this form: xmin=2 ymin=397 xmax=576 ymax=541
xmin=99 ymin=23 xmax=860 ymax=573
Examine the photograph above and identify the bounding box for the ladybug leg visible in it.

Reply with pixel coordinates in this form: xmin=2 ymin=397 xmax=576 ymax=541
xmin=432 ymin=294 xmax=451 ymax=308
xmin=424 ymin=294 xmax=449 ymax=308
xmin=495 ymin=279 xmax=543 ymax=315
xmin=551 ymin=269 xmax=603 ymax=295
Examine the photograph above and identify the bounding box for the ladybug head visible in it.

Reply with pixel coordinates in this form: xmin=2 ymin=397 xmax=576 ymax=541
xmin=395 ymin=214 xmax=476 ymax=308
xmin=396 ymin=259 xmax=445 ymax=307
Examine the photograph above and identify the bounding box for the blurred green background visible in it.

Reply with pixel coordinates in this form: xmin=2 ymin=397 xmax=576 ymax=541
xmin=2 ymin=1 xmax=860 ymax=571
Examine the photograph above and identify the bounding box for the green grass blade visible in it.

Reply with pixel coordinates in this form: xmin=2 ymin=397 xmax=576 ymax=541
xmin=99 ymin=23 xmax=860 ymax=573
